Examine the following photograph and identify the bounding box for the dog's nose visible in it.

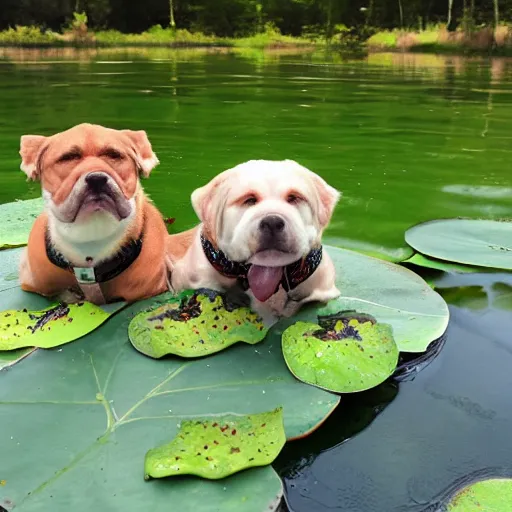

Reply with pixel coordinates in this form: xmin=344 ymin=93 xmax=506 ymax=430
xmin=85 ymin=173 xmax=108 ymax=192
xmin=259 ymin=215 xmax=285 ymax=234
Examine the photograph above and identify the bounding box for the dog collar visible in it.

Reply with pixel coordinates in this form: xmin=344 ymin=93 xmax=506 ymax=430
xmin=45 ymin=231 xmax=143 ymax=286
xmin=200 ymin=233 xmax=323 ymax=295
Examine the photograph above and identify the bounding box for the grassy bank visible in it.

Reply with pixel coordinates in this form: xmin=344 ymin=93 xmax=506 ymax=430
xmin=368 ymin=25 xmax=512 ymax=55
xmin=0 ymin=24 xmax=312 ymax=50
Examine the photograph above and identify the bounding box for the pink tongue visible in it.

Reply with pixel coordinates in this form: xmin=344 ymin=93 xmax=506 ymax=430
xmin=247 ymin=265 xmax=284 ymax=302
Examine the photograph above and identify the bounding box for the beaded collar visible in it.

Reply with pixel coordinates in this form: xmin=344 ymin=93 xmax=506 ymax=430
xmin=200 ymin=234 xmax=322 ymax=296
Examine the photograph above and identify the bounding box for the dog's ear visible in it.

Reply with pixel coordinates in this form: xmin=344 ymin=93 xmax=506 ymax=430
xmin=312 ymin=174 xmax=341 ymax=228
xmin=20 ymin=135 xmax=47 ymax=180
xmin=122 ymin=130 xmax=159 ymax=177
xmin=191 ymin=172 xmax=229 ymax=243
xmin=284 ymin=160 xmax=340 ymax=229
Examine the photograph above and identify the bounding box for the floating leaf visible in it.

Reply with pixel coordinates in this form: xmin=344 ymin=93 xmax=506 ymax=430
xmin=0 ymin=247 xmax=23 ymax=291
xmin=446 ymin=478 xmax=512 ymax=511
xmin=316 ymin=246 xmax=449 ymax=353
xmin=0 ymin=198 xmax=44 ymax=249
xmin=436 ymin=286 xmax=489 ymax=310
xmin=325 ymin=236 xmax=413 ymax=263
xmin=0 ymin=290 xmax=338 ymax=511
xmin=145 ymin=408 xmax=286 ymax=480
xmin=0 ymin=301 xmax=124 ymax=350
xmin=403 ymin=253 xmax=485 ymax=273
xmin=491 ymin=282 xmax=512 ymax=311
xmin=282 ymin=312 xmax=398 ymax=393
xmin=405 ymin=219 xmax=512 ymax=270
xmin=129 ymin=289 xmax=269 ymax=358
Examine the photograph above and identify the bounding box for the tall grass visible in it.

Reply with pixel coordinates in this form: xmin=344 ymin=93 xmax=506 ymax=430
xmin=368 ymin=24 xmax=512 ymax=53
xmin=0 ymin=23 xmax=307 ymax=49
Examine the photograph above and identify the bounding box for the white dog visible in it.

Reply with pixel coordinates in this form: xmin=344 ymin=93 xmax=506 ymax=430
xmin=170 ymin=159 xmax=341 ymax=322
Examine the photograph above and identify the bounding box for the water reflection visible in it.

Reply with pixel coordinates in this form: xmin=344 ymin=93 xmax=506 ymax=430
xmin=274 ymin=382 xmax=398 ymax=479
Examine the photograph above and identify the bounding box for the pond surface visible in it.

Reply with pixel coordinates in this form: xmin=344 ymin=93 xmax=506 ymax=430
xmin=1 ymin=47 xmax=512 ymax=511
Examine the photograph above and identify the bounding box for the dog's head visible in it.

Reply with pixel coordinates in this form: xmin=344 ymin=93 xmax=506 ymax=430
xmin=192 ymin=159 xmax=340 ymax=267
xmin=19 ymin=123 xmax=159 ymax=241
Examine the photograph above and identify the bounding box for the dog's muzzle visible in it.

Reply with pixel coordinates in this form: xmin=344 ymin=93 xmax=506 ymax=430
xmin=258 ymin=214 xmax=289 ymax=252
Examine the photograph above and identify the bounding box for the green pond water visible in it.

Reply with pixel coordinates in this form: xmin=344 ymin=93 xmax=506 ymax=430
xmin=1 ymin=47 xmax=512 ymax=511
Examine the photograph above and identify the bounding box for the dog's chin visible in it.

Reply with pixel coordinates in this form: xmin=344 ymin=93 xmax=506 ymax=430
xmin=248 ymin=250 xmax=301 ymax=267
xmin=75 ymin=194 xmax=124 ymax=222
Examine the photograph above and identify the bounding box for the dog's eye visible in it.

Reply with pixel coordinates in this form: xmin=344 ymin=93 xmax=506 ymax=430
xmin=57 ymin=151 xmax=81 ymax=163
xmin=102 ymin=149 xmax=123 ymax=160
xmin=287 ymin=193 xmax=301 ymax=204
xmin=242 ymin=196 xmax=258 ymax=207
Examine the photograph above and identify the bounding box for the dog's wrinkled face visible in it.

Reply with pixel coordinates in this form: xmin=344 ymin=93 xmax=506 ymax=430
xmin=192 ymin=160 xmax=340 ymax=301
xmin=19 ymin=123 xmax=159 ymax=242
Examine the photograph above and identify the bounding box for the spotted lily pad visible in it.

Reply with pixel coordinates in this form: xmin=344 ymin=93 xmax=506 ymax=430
xmin=405 ymin=219 xmax=512 ymax=270
xmin=145 ymin=408 xmax=286 ymax=480
xmin=282 ymin=311 xmax=399 ymax=393
xmin=0 ymin=302 xmax=120 ymax=350
xmin=129 ymin=289 xmax=269 ymax=358
xmin=320 ymin=247 xmax=449 ymax=353
xmin=446 ymin=477 xmax=512 ymax=511
xmin=0 ymin=197 xmax=44 ymax=249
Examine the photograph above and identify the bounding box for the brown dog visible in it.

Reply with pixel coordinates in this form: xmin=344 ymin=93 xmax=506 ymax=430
xmin=19 ymin=123 xmax=171 ymax=304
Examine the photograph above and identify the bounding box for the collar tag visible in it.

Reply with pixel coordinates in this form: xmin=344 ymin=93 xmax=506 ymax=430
xmin=73 ymin=267 xmax=97 ymax=284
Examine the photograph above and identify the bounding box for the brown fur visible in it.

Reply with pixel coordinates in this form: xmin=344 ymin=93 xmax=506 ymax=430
xmin=21 ymin=199 xmax=170 ymax=302
xmin=19 ymin=123 xmax=175 ymax=304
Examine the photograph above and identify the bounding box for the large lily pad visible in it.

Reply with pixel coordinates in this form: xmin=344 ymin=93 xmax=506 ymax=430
xmin=129 ymin=289 xmax=268 ymax=358
xmin=0 ymin=291 xmax=338 ymax=511
xmin=446 ymin=478 xmax=512 ymax=511
xmin=0 ymin=248 xmax=23 ymax=291
xmin=0 ymin=198 xmax=44 ymax=249
xmin=316 ymin=246 xmax=449 ymax=353
xmin=282 ymin=312 xmax=398 ymax=393
xmin=145 ymin=408 xmax=286 ymax=480
xmin=405 ymin=219 xmax=512 ymax=270
xmin=0 ymin=347 xmax=35 ymax=370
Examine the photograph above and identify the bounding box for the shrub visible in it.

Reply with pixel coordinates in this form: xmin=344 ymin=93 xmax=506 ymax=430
xmin=0 ymin=25 xmax=59 ymax=45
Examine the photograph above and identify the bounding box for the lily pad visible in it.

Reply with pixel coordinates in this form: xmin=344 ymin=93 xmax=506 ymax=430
xmin=316 ymin=246 xmax=449 ymax=353
xmin=405 ymin=219 xmax=512 ymax=270
xmin=0 ymin=197 xmax=44 ymax=249
xmin=0 ymin=347 xmax=35 ymax=370
xmin=282 ymin=311 xmax=399 ymax=393
xmin=403 ymin=253 xmax=485 ymax=273
xmin=0 ymin=290 xmax=338 ymax=511
xmin=491 ymin=282 xmax=512 ymax=311
xmin=0 ymin=248 xmax=23 ymax=291
xmin=436 ymin=286 xmax=489 ymax=310
xmin=0 ymin=301 xmax=123 ymax=351
xmin=145 ymin=408 xmax=286 ymax=480
xmin=129 ymin=289 xmax=269 ymax=358
xmin=446 ymin=478 xmax=512 ymax=511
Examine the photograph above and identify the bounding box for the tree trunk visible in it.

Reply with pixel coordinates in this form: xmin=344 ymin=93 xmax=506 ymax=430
xmin=367 ymin=0 xmax=374 ymax=26
xmin=326 ymin=0 xmax=333 ymax=41
xmin=398 ymin=0 xmax=403 ymax=28
xmin=493 ymin=0 xmax=499 ymax=28
xmin=169 ymin=0 xmax=176 ymax=28
xmin=447 ymin=0 xmax=453 ymax=29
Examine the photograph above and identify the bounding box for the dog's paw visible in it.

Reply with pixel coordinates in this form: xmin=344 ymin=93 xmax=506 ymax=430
xmin=56 ymin=288 xmax=85 ymax=304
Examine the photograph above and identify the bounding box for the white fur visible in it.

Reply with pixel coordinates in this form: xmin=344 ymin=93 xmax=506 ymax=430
xmin=172 ymin=159 xmax=341 ymax=321
xmin=43 ymin=176 xmax=137 ymax=266
xmin=20 ymin=161 xmax=37 ymax=180
xmin=139 ymin=155 xmax=160 ymax=177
